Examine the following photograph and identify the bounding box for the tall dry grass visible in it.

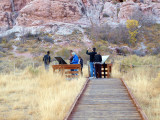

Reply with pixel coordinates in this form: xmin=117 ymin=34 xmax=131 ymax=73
xmin=0 ymin=66 xmax=86 ymax=120
xmin=112 ymin=55 xmax=160 ymax=120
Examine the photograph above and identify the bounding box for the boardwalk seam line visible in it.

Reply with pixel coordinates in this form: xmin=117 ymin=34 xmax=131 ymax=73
xmin=64 ymin=78 xmax=90 ymax=120
xmin=120 ymin=78 xmax=149 ymax=120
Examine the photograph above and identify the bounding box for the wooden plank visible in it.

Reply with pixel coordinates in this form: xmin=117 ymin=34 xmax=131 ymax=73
xmin=65 ymin=71 xmax=79 ymax=74
xmin=66 ymin=75 xmax=79 ymax=78
xmin=70 ymin=117 xmax=141 ymax=119
xmin=69 ymin=116 xmax=142 ymax=120
xmin=75 ymin=106 xmax=138 ymax=111
xmin=71 ymin=111 xmax=140 ymax=117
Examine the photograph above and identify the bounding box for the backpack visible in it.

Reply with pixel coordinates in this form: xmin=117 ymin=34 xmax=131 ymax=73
xmin=44 ymin=55 xmax=50 ymax=65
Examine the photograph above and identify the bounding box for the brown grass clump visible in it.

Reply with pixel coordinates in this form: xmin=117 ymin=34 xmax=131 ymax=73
xmin=0 ymin=66 xmax=86 ymax=120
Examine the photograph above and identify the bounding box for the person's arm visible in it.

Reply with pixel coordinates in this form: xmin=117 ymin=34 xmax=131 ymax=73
xmin=43 ymin=56 xmax=44 ymax=61
xmin=86 ymin=50 xmax=92 ymax=55
xmin=71 ymin=56 xmax=75 ymax=64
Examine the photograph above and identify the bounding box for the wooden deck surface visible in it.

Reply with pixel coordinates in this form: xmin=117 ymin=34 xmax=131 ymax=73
xmin=68 ymin=78 xmax=142 ymax=120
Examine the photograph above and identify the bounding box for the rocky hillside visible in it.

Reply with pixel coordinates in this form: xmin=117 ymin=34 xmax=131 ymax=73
xmin=0 ymin=0 xmax=160 ymax=35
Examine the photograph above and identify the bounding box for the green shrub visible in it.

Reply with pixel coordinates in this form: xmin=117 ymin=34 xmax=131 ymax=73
xmin=56 ymin=48 xmax=70 ymax=60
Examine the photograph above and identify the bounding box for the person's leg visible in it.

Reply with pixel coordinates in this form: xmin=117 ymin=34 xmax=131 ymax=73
xmin=90 ymin=62 xmax=93 ymax=77
xmin=93 ymin=63 xmax=96 ymax=78
xmin=95 ymin=64 xmax=98 ymax=78
xmin=74 ymin=69 xmax=78 ymax=75
xmin=81 ymin=67 xmax=83 ymax=75
xmin=97 ymin=64 xmax=101 ymax=78
xmin=45 ymin=64 xmax=49 ymax=71
xmin=99 ymin=64 xmax=102 ymax=78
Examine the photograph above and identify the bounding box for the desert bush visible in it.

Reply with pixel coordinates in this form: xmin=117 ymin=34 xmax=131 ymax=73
xmin=78 ymin=48 xmax=89 ymax=64
xmin=152 ymin=47 xmax=160 ymax=55
xmin=94 ymin=40 xmax=110 ymax=53
xmin=56 ymin=48 xmax=70 ymax=60
xmin=130 ymin=10 xmax=156 ymax=27
xmin=43 ymin=36 xmax=54 ymax=43
xmin=24 ymin=32 xmax=35 ymax=39
xmin=109 ymin=25 xmax=129 ymax=45
xmin=143 ymin=24 xmax=160 ymax=48
xmin=88 ymin=23 xmax=130 ymax=45
xmin=16 ymin=47 xmax=25 ymax=53
xmin=133 ymin=50 xmax=146 ymax=56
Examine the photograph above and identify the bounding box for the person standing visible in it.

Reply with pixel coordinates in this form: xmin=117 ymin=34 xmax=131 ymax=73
xmin=71 ymin=52 xmax=79 ymax=75
xmin=78 ymin=56 xmax=83 ymax=75
xmin=86 ymin=48 xmax=97 ymax=78
xmin=94 ymin=52 xmax=102 ymax=78
xmin=70 ymin=52 xmax=79 ymax=64
xmin=43 ymin=51 xmax=51 ymax=71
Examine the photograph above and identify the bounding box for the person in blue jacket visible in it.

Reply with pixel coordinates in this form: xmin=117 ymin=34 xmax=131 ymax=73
xmin=70 ymin=52 xmax=79 ymax=64
xmin=70 ymin=52 xmax=79 ymax=75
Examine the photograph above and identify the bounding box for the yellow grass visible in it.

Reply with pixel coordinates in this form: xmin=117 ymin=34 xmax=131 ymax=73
xmin=0 ymin=66 xmax=87 ymax=120
xmin=112 ymin=60 xmax=160 ymax=120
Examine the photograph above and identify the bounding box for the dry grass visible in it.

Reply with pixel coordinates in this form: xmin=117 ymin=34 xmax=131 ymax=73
xmin=0 ymin=66 xmax=87 ymax=120
xmin=112 ymin=56 xmax=160 ymax=120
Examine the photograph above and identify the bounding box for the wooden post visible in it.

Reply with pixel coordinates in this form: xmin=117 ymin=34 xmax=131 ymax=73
xmin=79 ymin=67 xmax=81 ymax=77
xmin=109 ymin=64 xmax=112 ymax=73
xmin=103 ymin=63 xmax=106 ymax=78
xmin=62 ymin=66 xmax=64 ymax=76
xmin=107 ymin=64 xmax=110 ymax=78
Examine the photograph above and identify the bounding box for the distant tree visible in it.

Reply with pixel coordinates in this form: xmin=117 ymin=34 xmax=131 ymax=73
xmin=126 ymin=20 xmax=139 ymax=46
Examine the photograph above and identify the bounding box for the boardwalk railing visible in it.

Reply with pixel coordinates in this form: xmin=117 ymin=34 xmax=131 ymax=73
xmin=88 ymin=63 xmax=112 ymax=78
xmin=52 ymin=64 xmax=81 ymax=78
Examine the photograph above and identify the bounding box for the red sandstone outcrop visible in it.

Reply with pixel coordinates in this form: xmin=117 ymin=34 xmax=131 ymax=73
xmin=16 ymin=0 xmax=82 ymax=26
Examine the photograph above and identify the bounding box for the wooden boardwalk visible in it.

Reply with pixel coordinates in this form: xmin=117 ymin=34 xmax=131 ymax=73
xmin=67 ymin=78 xmax=146 ymax=120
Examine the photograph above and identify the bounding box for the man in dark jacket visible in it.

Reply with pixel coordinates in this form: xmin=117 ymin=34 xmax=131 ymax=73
xmin=94 ymin=52 xmax=102 ymax=78
xmin=86 ymin=48 xmax=97 ymax=78
xmin=43 ymin=51 xmax=51 ymax=71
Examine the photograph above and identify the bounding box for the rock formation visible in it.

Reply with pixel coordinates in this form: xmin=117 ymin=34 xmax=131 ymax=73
xmin=0 ymin=0 xmax=160 ymax=35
